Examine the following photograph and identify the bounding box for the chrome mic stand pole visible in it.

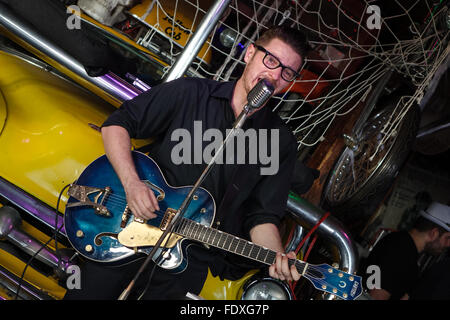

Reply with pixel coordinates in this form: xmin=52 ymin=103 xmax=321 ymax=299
xmin=118 ymin=79 xmax=274 ymax=300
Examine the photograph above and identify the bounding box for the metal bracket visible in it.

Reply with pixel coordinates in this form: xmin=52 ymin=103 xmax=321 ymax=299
xmin=66 ymin=184 xmax=111 ymax=217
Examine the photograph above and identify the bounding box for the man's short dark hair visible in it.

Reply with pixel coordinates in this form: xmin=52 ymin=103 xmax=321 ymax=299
xmin=413 ymin=216 xmax=447 ymax=235
xmin=255 ymin=25 xmax=309 ymax=63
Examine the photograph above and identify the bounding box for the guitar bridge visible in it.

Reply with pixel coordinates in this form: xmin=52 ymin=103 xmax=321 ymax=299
xmin=160 ymin=208 xmax=178 ymax=231
xmin=66 ymin=184 xmax=111 ymax=217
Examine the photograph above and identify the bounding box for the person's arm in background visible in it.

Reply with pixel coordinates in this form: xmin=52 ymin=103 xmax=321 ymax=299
xmin=368 ymin=288 xmax=391 ymax=300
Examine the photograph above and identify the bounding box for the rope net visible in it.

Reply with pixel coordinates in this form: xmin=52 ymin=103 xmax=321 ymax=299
xmin=122 ymin=0 xmax=449 ymax=152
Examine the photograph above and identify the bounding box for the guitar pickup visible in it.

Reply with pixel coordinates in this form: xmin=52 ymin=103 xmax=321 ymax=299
xmin=160 ymin=208 xmax=178 ymax=231
xmin=66 ymin=184 xmax=111 ymax=217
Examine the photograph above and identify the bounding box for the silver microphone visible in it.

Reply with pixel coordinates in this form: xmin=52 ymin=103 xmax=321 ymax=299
xmin=246 ymin=78 xmax=275 ymax=110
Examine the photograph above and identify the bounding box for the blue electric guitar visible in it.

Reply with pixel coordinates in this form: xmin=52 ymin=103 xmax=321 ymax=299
xmin=64 ymin=151 xmax=362 ymax=300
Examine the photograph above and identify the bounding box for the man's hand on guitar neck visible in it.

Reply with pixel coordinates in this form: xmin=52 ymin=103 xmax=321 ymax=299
xmin=270 ymin=251 xmax=301 ymax=282
xmin=250 ymin=223 xmax=301 ymax=282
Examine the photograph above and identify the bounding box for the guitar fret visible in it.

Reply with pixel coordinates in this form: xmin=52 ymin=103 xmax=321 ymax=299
xmin=208 ymin=228 xmax=215 ymax=244
xmin=186 ymin=219 xmax=194 ymax=238
xmin=194 ymin=222 xmax=201 ymax=240
xmin=201 ymin=224 xmax=207 ymax=242
xmin=249 ymin=245 xmax=259 ymax=260
xmin=238 ymin=239 xmax=246 ymax=255
xmin=235 ymin=239 xmax=242 ymax=254
xmin=266 ymin=251 xmax=276 ymax=265
xmin=242 ymin=241 xmax=251 ymax=257
xmin=224 ymin=234 xmax=232 ymax=250
xmin=173 ymin=219 xmax=181 ymax=234
xmin=207 ymin=228 xmax=215 ymax=244
xmin=200 ymin=224 xmax=206 ymax=241
xmin=257 ymin=248 xmax=268 ymax=262
xmin=180 ymin=218 xmax=188 ymax=236
xmin=211 ymin=229 xmax=219 ymax=246
xmin=181 ymin=219 xmax=188 ymax=237
xmin=216 ymin=231 xmax=224 ymax=248
xmin=230 ymin=237 xmax=239 ymax=254
xmin=295 ymin=260 xmax=306 ymax=275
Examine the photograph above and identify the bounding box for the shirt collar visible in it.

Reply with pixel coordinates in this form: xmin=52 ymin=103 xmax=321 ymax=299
xmin=210 ymin=80 xmax=236 ymax=101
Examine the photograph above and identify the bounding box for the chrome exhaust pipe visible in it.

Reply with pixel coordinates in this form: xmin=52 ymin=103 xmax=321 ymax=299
xmin=0 ymin=2 xmax=143 ymax=104
xmin=0 ymin=265 xmax=53 ymax=300
xmin=0 ymin=177 xmax=65 ymax=237
xmin=286 ymin=194 xmax=359 ymax=275
xmin=0 ymin=206 xmax=74 ymax=276
xmin=286 ymin=194 xmax=359 ymax=300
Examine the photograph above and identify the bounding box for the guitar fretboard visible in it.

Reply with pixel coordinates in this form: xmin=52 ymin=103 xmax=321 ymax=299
xmin=173 ymin=217 xmax=307 ymax=274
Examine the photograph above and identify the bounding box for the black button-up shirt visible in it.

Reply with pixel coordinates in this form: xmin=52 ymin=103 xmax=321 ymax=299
xmin=102 ymin=77 xmax=297 ymax=278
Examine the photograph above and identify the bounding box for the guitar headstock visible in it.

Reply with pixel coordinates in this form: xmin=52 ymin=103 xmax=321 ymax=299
xmin=302 ymin=263 xmax=362 ymax=300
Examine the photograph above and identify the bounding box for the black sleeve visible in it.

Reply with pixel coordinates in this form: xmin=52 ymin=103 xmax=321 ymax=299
xmin=101 ymin=78 xmax=185 ymax=139
xmin=242 ymin=128 xmax=297 ymax=235
xmin=366 ymin=234 xmax=418 ymax=298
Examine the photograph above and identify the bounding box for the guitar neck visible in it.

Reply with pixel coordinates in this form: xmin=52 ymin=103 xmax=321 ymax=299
xmin=173 ymin=217 xmax=307 ymax=274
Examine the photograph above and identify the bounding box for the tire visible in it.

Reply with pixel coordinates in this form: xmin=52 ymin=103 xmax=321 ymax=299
xmin=322 ymin=95 xmax=421 ymax=234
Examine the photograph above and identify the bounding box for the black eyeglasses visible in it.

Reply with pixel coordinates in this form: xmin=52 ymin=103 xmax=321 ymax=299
xmin=254 ymin=45 xmax=299 ymax=82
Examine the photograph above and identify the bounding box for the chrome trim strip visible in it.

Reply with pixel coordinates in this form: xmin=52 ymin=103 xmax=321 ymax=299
xmin=0 ymin=3 xmax=142 ymax=103
xmin=0 ymin=177 xmax=65 ymax=237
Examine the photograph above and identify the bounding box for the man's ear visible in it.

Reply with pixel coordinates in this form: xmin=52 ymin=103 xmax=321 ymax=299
xmin=244 ymin=43 xmax=256 ymax=64
xmin=428 ymin=228 xmax=440 ymax=241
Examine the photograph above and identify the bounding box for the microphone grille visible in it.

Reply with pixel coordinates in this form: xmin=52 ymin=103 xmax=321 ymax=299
xmin=247 ymin=79 xmax=275 ymax=109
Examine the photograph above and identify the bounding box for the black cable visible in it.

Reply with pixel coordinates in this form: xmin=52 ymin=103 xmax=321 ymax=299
xmin=14 ymin=184 xmax=71 ymax=300
xmin=53 ymin=184 xmax=72 ymax=271
xmin=136 ymin=231 xmax=176 ymax=300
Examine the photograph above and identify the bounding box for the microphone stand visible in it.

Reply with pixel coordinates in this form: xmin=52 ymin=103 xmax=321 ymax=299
xmin=118 ymin=80 xmax=274 ymax=300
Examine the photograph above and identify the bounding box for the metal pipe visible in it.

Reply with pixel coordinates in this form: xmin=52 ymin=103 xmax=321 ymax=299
xmin=164 ymin=0 xmax=231 ymax=82
xmin=286 ymin=193 xmax=359 ymax=274
xmin=0 ymin=3 xmax=142 ymax=103
xmin=0 ymin=206 xmax=73 ymax=275
xmin=223 ymin=0 xmax=279 ymax=81
xmin=0 ymin=177 xmax=65 ymax=237
xmin=214 ymin=0 xmax=269 ymax=81
xmin=0 ymin=265 xmax=52 ymax=300
xmin=284 ymin=224 xmax=305 ymax=253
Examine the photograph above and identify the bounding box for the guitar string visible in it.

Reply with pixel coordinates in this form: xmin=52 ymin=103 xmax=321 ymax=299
xmin=76 ymin=192 xmax=168 ymax=218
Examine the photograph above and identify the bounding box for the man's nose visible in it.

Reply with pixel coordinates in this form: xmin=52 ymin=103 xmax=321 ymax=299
xmin=266 ymin=66 xmax=283 ymax=82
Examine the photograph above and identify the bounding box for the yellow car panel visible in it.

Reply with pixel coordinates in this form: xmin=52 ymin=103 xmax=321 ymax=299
xmin=200 ymin=268 xmax=258 ymax=300
xmin=0 ymin=50 xmax=150 ymax=211
xmin=0 ymin=248 xmax=66 ymax=300
xmin=0 ymin=89 xmax=6 ymax=134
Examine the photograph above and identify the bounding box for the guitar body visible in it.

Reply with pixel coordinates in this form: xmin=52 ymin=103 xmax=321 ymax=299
xmin=64 ymin=151 xmax=216 ymax=272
